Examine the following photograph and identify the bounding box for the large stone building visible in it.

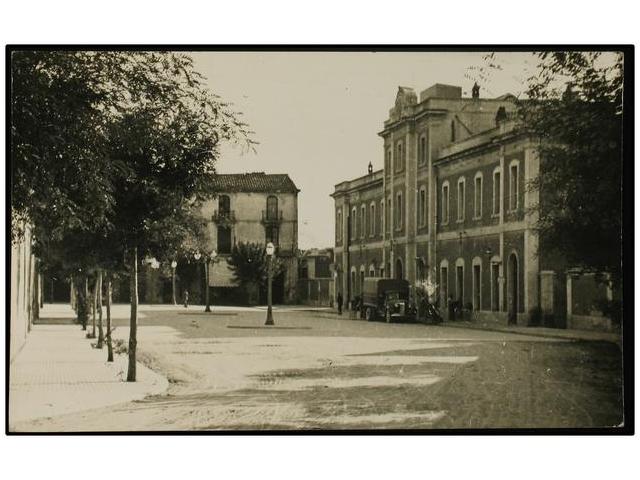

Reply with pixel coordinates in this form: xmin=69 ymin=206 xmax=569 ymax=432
xmin=332 ymin=83 xmax=585 ymax=327
xmin=202 ymin=172 xmax=300 ymax=304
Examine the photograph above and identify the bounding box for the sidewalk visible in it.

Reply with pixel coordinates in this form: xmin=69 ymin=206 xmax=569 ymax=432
xmin=9 ymin=324 xmax=168 ymax=429
xmin=441 ymin=320 xmax=622 ymax=345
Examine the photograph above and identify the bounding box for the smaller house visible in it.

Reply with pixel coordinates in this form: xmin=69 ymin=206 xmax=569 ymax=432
xmin=297 ymin=248 xmax=335 ymax=306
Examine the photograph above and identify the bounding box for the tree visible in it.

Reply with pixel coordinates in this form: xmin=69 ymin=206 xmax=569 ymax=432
xmin=519 ymin=52 xmax=624 ymax=290
xmin=227 ymin=242 xmax=285 ymax=305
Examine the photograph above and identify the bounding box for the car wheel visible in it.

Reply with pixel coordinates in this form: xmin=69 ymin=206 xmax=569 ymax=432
xmin=365 ymin=307 xmax=374 ymax=322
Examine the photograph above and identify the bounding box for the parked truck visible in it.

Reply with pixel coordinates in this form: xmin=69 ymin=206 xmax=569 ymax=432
xmin=361 ymin=278 xmax=416 ymax=323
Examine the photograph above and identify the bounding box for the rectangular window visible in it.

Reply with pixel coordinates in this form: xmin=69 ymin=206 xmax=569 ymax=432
xmin=419 ymin=136 xmax=426 ymax=165
xmin=509 ymin=164 xmax=519 ymax=211
xmin=379 ymin=200 xmax=384 ymax=236
xmin=457 ymin=180 xmax=465 ymax=221
xmin=442 ymin=185 xmax=449 ymax=224
xmin=386 ymin=198 xmax=391 ymax=233
xmin=351 ymin=208 xmax=357 ymax=240
xmin=336 ymin=210 xmax=342 ymax=242
xmin=474 ymin=176 xmax=482 ymax=218
xmin=360 ymin=205 xmax=366 ymax=239
xmin=493 ymin=171 xmax=501 ymax=215
xmin=396 ymin=192 xmax=403 ymax=229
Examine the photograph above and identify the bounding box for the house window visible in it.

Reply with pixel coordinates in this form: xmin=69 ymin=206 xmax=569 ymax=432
xmin=370 ymin=203 xmax=376 ymax=237
xmin=440 ymin=263 xmax=449 ymax=306
xmin=493 ymin=168 xmax=501 ymax=215
xmin=351 ymin=207 xmax=357 ymax=240
xmin=456 ymin=262 xmax=464 ymax=303
xmin=336 ymin=208 xmax=342 ymax=242
xmin=360 ymin=205 xmax=366 ymax=239
xmin=386 ymin=198 xmax=391 ymax=233
xmin=451 ymin=120 xmax=456 ymax=142
xmin=509 ymin=161 xmax=519 ymax=211
xmin=474 ymin=173 xmax=483 ymax=219
xmin=419 ymin=186 xmax=427 ymax=227
xmin=266 ymin=195 xmax=278 ymax=220
xmin=396 ymin=142 xmax=404 ymax=172
xmin=218 ymin=195 xmax=231 ymax=215
xmin=472 ymin=258 xmax=482 ymax=311
xmin=441 ymin=182 xmax=450 ymax=224
xmin=395 ymin=191 xmax=403 ymax=229
xmin=379 ymin=200 xmax=384 ymax=236
xmin=419 ymin=135 xmax=427 ymax=165
xmin=457 ymin=177 xmax=465 ymax=222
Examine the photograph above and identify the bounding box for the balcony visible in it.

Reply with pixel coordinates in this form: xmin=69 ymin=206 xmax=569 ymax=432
xmin=212 ymin=210 xmax=236 ymax=224
xmin=261 ymin=209 xmax=283 ymax=225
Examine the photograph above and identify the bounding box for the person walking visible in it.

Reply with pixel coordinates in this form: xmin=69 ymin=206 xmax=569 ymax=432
xmin=337 ymin=292 xmax=343 ymax=315
xmin=183 ymin=290 xmax=189 ymax=309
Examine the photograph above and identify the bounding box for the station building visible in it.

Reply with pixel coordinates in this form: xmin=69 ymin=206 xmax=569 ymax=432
xmin=332 ymin=83 xmax=582 ymax=327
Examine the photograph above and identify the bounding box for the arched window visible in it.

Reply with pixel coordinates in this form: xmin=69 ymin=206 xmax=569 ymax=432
xmin=360 ymin=204 xmax=366 ymax=239
xmin=266 ymin=195 xmax=278 ymax=220
xmin=336 ymin=208 xmax=342 ymax=242
xmin=474 ymin=172 xmax=483 ymax=219
xmin=508 ymin=160 xmax=519 ymax=211
xmin=395 ymin=191 xmax=403 ymax=229
xmin=218 ymin=195 xmax=231 ymax=215
xmin=440 ymin=259 xmax=449 ymax=306
xmin=451 ymin=120 xmax=456 ymax=142
xmin=417 ymin=258 xmax=426 ymax=281
xmin=379 ymin=199 xmax=384 ymax=236
xmin=369 ymin=264 xmax=376 ymax=277
xmin=351 ymin=207 xmax=357 ymax=240
xmin=472 ymin=257 xmax=482 ymax=311
xmin=385 ymin=147 xmax=391 ymax=173
xmin=369 ymin=202 xmax=376 ymax=237
xmin=457 ymin=177 xmax=466 ymax=222
xmin=418 ymin=185 xmax=427 ymax=227
xmin=492 ymin=166 xmax=501 ymax=216
xmin=396 ymin=142 xmax=404 ymax=172
xmin=419 ymin=135 xmax=427 ymax=165
xmin=441 ymin=181 xmax=450 ymax=224
xmin=395 ymin=258 xmax=404 ymax=280
xmin=455 ymin=258 xmax=465 ymax=304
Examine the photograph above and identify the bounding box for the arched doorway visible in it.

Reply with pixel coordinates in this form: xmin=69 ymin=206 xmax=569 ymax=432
xmin=395 ymin=258 xmax=403 ymax=280
xmin=507 ymin=253 xmax=519 ymax=324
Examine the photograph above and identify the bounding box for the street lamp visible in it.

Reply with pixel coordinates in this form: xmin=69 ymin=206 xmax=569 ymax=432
xmin=204 ymin=250 xmax=217 ymax=312
xmin=265 ymin=242 xmax=275 ymax=326
xmin=171 ymin=260 xmax=178 ymax=306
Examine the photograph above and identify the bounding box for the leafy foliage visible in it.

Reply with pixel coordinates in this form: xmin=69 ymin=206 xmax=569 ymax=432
xmin=227 ymin=242 xmax=285 ymax=296
xmin=519 ymin=52 xmax=624 ymax=288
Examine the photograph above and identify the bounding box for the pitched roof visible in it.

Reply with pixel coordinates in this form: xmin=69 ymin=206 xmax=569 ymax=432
xmin=210 ymin=172 xmax=300 ymax=194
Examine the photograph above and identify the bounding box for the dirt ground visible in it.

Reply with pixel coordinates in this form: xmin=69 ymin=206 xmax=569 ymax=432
xmin=13 ymin=308 xmax=624 ymax=431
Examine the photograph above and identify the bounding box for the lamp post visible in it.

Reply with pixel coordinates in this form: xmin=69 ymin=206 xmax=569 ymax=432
xmin=205 ymin=250 xmax=217 ymax=312
xmin=265 ymin=242 xmax=275 ymax=326
xmin=193 ymin=251 xmax=203 ymax=308
xmin=171 ymin=260 xmax=178 ymax=306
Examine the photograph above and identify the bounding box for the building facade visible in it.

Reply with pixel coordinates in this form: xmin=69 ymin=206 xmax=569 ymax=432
xmin=297 ymin=248 xmax=335 ymax=306
xmin=202 ymin=172 xmax=300 ymax=304
xmin=332 ymin=83 xmax=572 ymax=326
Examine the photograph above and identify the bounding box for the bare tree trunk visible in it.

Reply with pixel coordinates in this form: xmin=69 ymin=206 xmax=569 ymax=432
xmin=70 ymin=277 xmax=77 ymax=311
xmin=97 ymin=270 xmax=104 ymax=348
xmin=106 ymin=274 xmax=114 ymax=362
xmin=127 ymin=247 xmax=138 ymax=382
xmin=75 ymin=274 xmax=89 ymax=330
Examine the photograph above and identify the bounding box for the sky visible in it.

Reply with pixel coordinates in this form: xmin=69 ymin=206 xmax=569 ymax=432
xmin=191 ymin=51 xmax=537 ymax=249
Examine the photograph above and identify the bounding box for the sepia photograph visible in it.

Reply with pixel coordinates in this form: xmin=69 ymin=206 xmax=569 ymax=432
xmin=6 ymin=46 xmax=632 ymax=433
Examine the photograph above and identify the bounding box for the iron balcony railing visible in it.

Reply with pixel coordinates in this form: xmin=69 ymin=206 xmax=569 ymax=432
xmin=212 ymin=210 xmax=236 ymax=223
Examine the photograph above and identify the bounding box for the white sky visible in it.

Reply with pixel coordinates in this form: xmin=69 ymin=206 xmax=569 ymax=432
xmin=192 ymin=51 xmax=537 ymax=249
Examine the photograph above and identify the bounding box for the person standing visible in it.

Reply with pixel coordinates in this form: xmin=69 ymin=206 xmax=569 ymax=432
xmin=183 ymin=290 xmax=189 ymax=309
xmin=337 ymin=292 xmax=343 ymax=315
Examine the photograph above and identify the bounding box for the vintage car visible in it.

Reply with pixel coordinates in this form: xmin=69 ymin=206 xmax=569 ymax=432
xmin=361 ymin=278 xmax=416 ymax=323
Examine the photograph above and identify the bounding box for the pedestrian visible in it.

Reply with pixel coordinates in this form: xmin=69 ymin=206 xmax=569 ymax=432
xmin=183 ymin=290 xmax=189 ymax=309
xmin=447 ymin=294 xmax=455 ymax=321
xmin=337 ymin=292 xmax=343 ymax=315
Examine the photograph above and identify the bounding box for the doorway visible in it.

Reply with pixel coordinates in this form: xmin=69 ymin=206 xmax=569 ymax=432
xmin=507 ymin=253 xmax=519 ymax=324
